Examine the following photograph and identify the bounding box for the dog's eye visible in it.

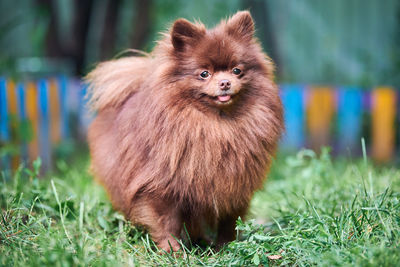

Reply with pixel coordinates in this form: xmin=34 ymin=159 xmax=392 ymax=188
xmin=232 ymin=68 xmax=242 ymax=75
xmin=200 ymin=71 xmax=211 ymax=79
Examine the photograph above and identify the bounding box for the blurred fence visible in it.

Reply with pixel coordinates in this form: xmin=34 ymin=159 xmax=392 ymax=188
xmin=0 ymin=77 xmax=91 ymax=173
xmin=0 ymin=77 xmax=399 ymax=174
xmin=281 ymin=85 xmax=398 ymax=161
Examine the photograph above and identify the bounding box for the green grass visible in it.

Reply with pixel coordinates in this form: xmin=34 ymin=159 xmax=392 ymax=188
xmin=1 ymin=148 xmax=399 ymax=266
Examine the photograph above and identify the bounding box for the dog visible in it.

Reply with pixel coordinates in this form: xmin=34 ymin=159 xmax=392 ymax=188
xmin=86 ymin=11 xmax=284 ymax=252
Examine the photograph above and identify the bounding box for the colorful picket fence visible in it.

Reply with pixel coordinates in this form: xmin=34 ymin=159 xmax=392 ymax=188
xmin=281 ymin=85 xmax=399 ymax=161
xmin=0 ymin=78 xmax=399 ymax=175
xmin=0 ymin=77 xmax=91 ymax=174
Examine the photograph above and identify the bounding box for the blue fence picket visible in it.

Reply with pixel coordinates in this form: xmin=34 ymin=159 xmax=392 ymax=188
xmin=79 ymin=83 xmax=92 ymax=138
xmin=38 ymin=79 xmax=51 ymax=171
xmin=0 ymin=78 xmax=11 ymax=176
xmin=337 ymin=87 xmax=363 ymax=155
xmin=17 ymin=82 xmax=29 ymax=163
xmin=17 ymin=83 xmax=26 ymax=120
xmin=280 ymin=84 xmax=305 ymax=150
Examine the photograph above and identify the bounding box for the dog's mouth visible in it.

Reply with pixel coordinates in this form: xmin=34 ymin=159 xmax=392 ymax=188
xmin=216 ymin=95 xmax=231 ymax=102
xmin=197 ymin=91 xmax=239 ymax=107
xmin=211 ymin=93 xmax=237 ymax=105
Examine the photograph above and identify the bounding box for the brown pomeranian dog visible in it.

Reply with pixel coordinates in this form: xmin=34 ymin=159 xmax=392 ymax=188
xmin=86 ymin=11 xmax=283 ymax=252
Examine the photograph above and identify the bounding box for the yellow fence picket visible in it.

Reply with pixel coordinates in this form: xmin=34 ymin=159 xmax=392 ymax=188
xmin=6 ymin=79 xmax=20 ymax=169
xmin=306 ymin=87 xmax=335 ymax=151
xmin=25 ymin=82 xmax=39 ymax=161
xmin=371 ymin=87 xmax=396 ymax=162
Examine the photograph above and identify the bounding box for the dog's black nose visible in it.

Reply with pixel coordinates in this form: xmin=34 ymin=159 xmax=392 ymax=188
xmin=219 ymin=79 xmax=231 ymax=90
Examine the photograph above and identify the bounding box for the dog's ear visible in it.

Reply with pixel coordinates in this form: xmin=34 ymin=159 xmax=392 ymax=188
xmin=171 ymin=19 xmax=205 ymax=51
xmin=225 ymin=11 xmax=254 ymax=42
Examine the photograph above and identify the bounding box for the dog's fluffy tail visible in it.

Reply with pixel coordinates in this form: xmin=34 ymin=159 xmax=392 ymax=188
xmin=85 ymin=57 xmax=149 ymax=111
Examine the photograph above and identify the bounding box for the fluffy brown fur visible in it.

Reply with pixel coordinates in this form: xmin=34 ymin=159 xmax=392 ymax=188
xmin=86 ymin=11 xmax=284 ymax=252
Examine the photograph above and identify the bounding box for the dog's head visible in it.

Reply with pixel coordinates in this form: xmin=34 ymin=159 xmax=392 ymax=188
xmin=164 ymin=11 xmax=274 ymax=111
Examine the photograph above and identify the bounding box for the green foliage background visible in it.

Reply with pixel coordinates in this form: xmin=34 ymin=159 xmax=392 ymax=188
xmin=0 ymin=0 xmax=399 ymax=86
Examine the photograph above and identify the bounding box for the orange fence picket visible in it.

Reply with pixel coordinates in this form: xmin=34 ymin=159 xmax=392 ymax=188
xmin=6 ymin=80 xmax=17 ymax=115
xmin=49 ymin=79 xmax=61 ymax=145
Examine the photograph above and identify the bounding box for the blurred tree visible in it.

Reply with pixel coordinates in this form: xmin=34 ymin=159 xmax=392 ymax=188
xmin=70 ymin=0 xmax=94 ymax=76
xmin=35 ymin=0 xmax=94 ymax=76
xmin=35 ymin=0 xmax=62 ymax=58
xmin=242 ymin=0 xmax=281 ymax=76
xmin=131 ymin=0 xmax=153 ymax=50
xmin=100 ymin=0 xmax=122 ymax=59
xmin=393 ymin=2 xmax=400 ymax=87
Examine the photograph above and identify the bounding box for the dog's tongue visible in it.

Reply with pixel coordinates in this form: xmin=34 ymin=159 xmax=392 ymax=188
xmin=218 ymin=95 xmax=231 ymax=102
